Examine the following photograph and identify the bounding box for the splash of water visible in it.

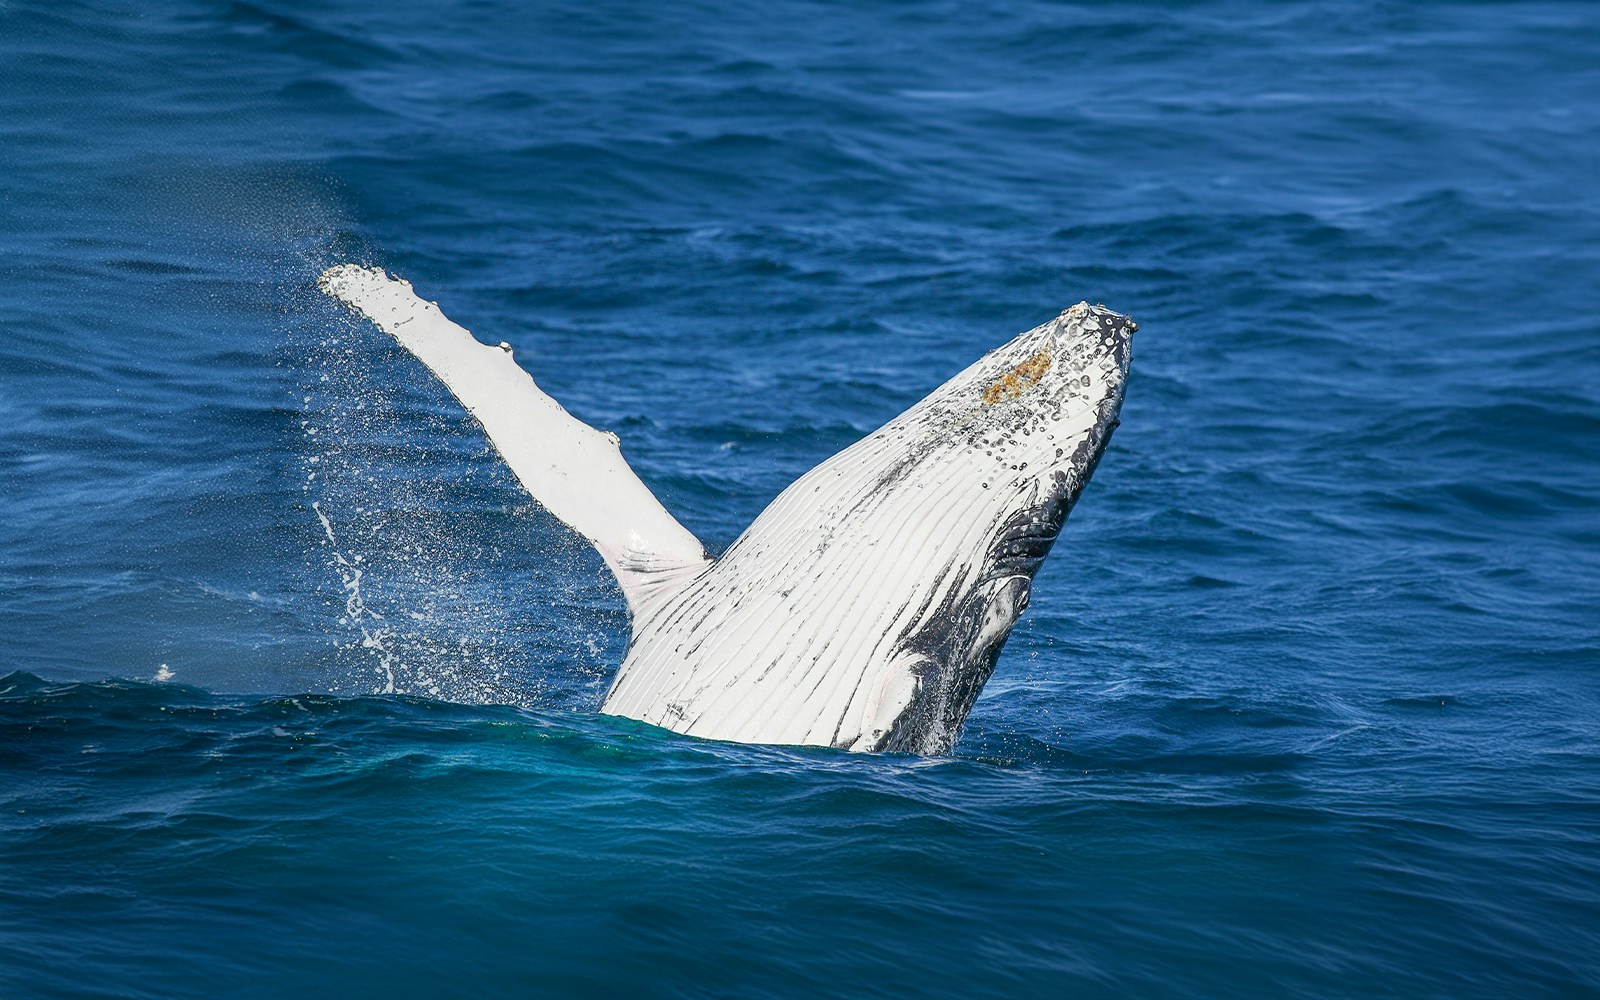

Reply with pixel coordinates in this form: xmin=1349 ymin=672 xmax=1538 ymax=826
xmin=294 ymin=311 xmax=626 ymax=709
xmin=312 ymin=500 xmax=397 ymax=695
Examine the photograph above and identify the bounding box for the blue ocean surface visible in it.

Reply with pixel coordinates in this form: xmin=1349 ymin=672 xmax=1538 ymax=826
xmin=3 ymin=1 xmax=1598 ymax=996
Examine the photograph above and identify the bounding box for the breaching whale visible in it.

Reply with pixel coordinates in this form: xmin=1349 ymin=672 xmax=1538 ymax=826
xmin=318 ymin=265 xmax=1133 ymax=753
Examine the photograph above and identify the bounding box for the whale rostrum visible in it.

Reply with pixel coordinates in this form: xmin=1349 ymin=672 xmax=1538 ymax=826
xmin=318 ymin=265 xmax=1133 ymax=753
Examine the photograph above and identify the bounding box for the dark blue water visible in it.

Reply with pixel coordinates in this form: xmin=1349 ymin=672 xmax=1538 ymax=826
xmin=3 ymin=1 xmax=1598 ymax=996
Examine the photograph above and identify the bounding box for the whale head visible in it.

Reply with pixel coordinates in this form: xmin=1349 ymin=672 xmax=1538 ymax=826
xmin=606 ymin=302 xmax=1134 ymax=754
xmin=846 ymin=301 xmax=1135 ymax=751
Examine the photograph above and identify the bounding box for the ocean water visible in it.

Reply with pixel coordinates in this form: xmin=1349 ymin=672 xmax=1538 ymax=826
xmin=3 ymin=0 xmax=1598 ymax=995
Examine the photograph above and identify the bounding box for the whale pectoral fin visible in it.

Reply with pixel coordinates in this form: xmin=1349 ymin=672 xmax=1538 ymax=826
xmin=318 ymin=265 xmax=710 ymax=616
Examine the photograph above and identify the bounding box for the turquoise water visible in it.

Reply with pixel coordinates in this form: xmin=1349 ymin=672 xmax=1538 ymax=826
xmin=3 ymin=1 xmax=1598 ymax=996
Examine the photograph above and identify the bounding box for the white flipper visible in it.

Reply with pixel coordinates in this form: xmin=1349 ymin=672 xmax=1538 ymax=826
xmin=318 ymin=265 xmax=709 ymax=615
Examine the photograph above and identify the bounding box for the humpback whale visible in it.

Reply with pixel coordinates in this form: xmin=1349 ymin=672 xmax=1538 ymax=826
xmin=318 ymin=265 xmax=1133 ymax=753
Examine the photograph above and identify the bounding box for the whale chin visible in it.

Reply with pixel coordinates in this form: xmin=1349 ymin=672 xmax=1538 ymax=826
xmin=322 ymin=266 xmax=1132 ymax=754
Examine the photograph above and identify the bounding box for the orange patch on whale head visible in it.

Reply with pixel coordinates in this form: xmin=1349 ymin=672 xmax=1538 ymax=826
xmin=981 ymin=350 xmax=1052 ymax=405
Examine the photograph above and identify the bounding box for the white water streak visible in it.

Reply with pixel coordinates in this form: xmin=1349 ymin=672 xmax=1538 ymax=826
xmin=312 ymin=501 xmax=396 ymax=695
